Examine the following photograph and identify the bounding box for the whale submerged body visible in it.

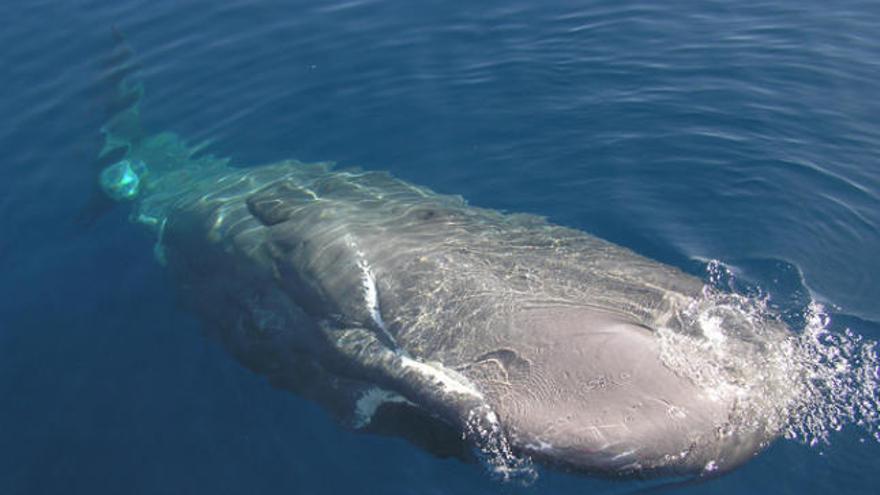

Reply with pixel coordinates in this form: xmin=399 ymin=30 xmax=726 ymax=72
xmin=95 ymin=42 xmax=796 ymax=480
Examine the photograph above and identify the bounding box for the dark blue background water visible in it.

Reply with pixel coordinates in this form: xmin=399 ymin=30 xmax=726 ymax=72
xmin=2 ymin=1 xmax=879 ymax=493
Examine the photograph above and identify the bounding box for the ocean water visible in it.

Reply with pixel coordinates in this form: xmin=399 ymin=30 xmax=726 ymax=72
xmin=2 ymin=0 xmax=879 ymax=493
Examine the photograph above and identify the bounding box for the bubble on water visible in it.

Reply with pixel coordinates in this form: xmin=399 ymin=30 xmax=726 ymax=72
xmin=464 ymin=405 xmax=537 ymax=483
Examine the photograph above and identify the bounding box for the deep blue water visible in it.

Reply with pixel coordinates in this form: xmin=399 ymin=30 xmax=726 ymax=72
xmin=2 ymin=0 xmax=880 ymax=493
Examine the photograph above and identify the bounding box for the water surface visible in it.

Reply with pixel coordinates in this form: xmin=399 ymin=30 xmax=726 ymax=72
xmin=2 ymin=1 xmax=879 ymax=494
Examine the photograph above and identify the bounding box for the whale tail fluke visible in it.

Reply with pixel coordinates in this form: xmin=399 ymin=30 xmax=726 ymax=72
xmin=75 ymin=27 xmax=145 ymax=227
xmin=99 ymin=26 xmax=145 ymax=160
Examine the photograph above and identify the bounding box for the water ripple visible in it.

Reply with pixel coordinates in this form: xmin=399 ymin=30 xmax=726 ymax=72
xmin=2 ymin=0 xmax=880 ymax=493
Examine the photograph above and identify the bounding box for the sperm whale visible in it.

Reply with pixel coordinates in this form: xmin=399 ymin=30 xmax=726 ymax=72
xmin=92 ymin=34 xmax=860 ymax=481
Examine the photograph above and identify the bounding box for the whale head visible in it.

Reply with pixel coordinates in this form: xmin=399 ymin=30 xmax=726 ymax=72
xmin=462 ymin=305 xmax=786 ymax=477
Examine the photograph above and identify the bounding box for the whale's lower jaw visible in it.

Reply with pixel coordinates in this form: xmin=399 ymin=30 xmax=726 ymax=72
xmin=511 ymin=413 xmax=771 ymax=479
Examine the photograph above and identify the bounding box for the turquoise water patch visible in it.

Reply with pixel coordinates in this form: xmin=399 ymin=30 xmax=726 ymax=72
xmin=99 ymin=159 xmax=148 ymax=201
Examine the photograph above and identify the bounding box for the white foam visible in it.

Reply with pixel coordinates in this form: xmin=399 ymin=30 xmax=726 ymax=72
xmin=524 ymin=440 xmax=556 ymax=452
xmin=353 ymin=387 xmax=413 ymax=428
xmin=610 ymin=448 xmax=638 ymax=461
xmin=399 ymin=356 xmax=485 ymax=399
xmin=698 ymin=313 xmax=726 ymax=345
xmin=465 ymin=405 xmax=536 ymax=483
